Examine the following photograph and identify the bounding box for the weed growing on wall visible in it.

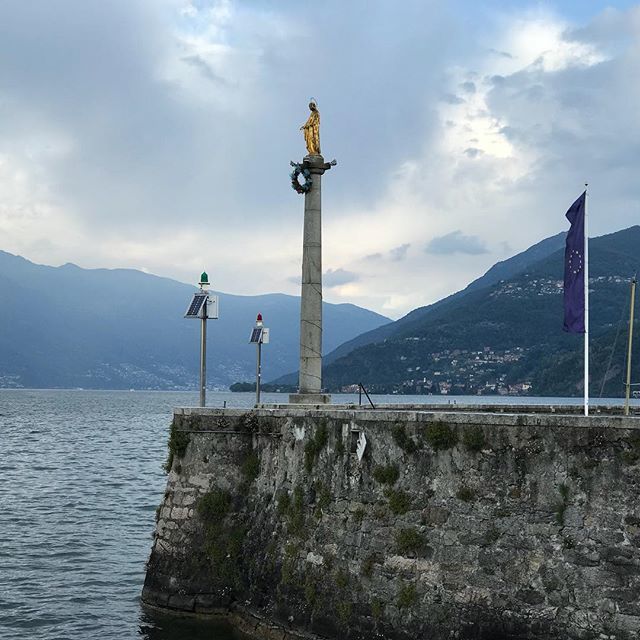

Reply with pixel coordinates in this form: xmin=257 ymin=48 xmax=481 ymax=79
xmin=196 ymin=488 xmax=246 ymax=586
xmin=198 ymin=488 xmax=232 ymax=520
xmin=361 ymin=552 xmax=379 ymax=578
xmin=372 ymin=464 xmax=400 ymax=485
xmin=384 ymin=488 xmax=412 ymax=515
xmin=392 ymin=423 xmax=417 ymax=454
xmin=621 ymin=450 xmax=638 ymax=464
xmin=204 ymin=524 xmax=246 ymax=584
xmin=424 ymin=421 xmax=458 ymax=451
xmin=482 ymin=527 xmax=500 ymax=546
xmin=397 ymin=582 xmax=418 ymax=609
xmin=314 ymin=482 xmax=331 ymax=517
xmin=335 ymin=569 xmax=349 ymax=589
xmin=621 ymin=433 xmax=640 ymax=464
xmin=336 ymin=601 xmax=353 ymax=626
xmin=305 ymin=422 xmax=329 ymax=473
xmin=163 ymin=420 xmax=190 ymax=473
xmin=456 ymin=485 xmax=476 ymax=502
xmin=555 ymin=483 xmax=570 ymax=526
xmin=289 ymin=486 xmax=305 ymax=535
xmin=281 ymin=542 xmax=300 ymax=585
xmin=277 ymin=491 xmax=291 ymax=516
xmin=304 ymin=572 xmax=318 ymax=606
xmin=278 ymin=486 xmax=306 ymax=536
xmin=353 ymin=506 xmax=366 ymax=523
xmin=395 ymin=528 xmax=425 ymax=556
xmin=462 ymin=427 xmax=486 ymax=452
xmin=241 ymin=451 xmax=260 ymax=483
xmin=370 ymin=598 xmax=384 ymax=619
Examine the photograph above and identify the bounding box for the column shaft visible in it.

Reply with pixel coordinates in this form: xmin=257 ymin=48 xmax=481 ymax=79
xmin=298 ymin=169 xmax=323 ymax=394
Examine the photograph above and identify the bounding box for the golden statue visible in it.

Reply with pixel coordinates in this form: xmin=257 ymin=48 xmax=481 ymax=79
xmin=300 ymin=100 xmax=321 ymax=155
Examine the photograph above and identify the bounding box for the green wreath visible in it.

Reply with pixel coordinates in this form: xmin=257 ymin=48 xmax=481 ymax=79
xmin=290 ymin=162 xmax=312 ymax=194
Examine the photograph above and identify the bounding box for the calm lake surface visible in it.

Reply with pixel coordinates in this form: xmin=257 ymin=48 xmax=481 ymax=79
xmin=1 ymin=389 xmax=637 ymax=640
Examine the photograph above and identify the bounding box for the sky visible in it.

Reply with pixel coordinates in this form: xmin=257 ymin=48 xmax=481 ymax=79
xmin=1 ymin=1 xmax=639 ymax=319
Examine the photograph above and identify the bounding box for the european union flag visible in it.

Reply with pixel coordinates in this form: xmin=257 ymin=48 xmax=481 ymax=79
xmin=563 ymin=192 xmax=586 ymax=333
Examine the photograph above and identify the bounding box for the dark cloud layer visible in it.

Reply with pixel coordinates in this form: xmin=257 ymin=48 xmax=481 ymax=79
xmin=0 ymin=0 xmax=466 ymax=235
xmin=390 ymin=243 xmax=411 ymax=261
xmin=324 ymin=268 xmax=359 ymax=287
xmin=425 ymin=231 xmax=488 ymax=255
xmin=1 ymin=1 xmax=640 ymax=317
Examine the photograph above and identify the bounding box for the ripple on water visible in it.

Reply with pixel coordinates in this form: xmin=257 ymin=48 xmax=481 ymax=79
xmin=0 ymin=389 xmax=258 ymax=640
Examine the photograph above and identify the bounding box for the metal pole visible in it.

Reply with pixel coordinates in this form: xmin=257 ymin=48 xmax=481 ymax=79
xmin=584 ymin=185 xmax=589 ymax=417
xmin=256 ymin=340 xmax=262 ymax=405
xmin=625 ymin=276 xmax=637 ymax=416
xmin=200 ymin=309 xmax=207 ymax=408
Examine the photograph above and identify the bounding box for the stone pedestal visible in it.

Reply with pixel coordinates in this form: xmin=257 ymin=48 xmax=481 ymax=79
xmin=290 ymin=154 xmax=333 ymax=405
xmin=288 ymin=392 xmax=331 ymax=405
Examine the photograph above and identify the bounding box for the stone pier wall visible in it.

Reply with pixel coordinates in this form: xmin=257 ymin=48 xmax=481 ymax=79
xmin=142 ymin=407 xmax=640 ymax=640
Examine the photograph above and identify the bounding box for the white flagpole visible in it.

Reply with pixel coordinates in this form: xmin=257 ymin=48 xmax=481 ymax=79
xmin=584 ymin=184 xmax=589 ymax=417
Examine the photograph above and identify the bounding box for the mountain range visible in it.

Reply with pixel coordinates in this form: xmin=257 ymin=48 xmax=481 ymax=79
xmin=307 ymin=226 xmax=640 ymax=397
xmin=0 ymin=251 xmax=389 ymax=389
xmin=3 ymin=225 xmax=638 ymax=397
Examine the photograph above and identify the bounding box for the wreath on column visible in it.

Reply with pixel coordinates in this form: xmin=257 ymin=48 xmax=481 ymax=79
xmin=290 ymin=162 xmax=312 ymax=194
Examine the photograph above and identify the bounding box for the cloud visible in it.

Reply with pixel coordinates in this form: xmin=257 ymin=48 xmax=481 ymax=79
xmin=1 ymin=2 xmax=639 ymax=320
xmin=390 ymin=243 xmax=411 ymax=261
xmin=324 ymin=268 xmax=360 ymax=287
xmin=442 ymin=93 xmax=466 ymax=104
xmin=362 ymin=243 xmax=410 ymax=262
xmin=425 ymin=231 xmax=489 ymax=255
xmin=463 ymin=147 xmax=483 ymax=158
xmin=181 ymin=55 xmax=230 ymax=85
xmin=489 ymin=48 xmax=514 ymax=59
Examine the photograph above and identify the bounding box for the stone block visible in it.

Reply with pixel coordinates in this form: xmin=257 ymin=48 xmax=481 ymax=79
xmin=288 ymin=393 xmax=332 ymax=405
xmin=168 ymin=593 xmax=195 ymax=611
xmin=141 ymin=586 xmax=169 ymax=607
xmin=306 ymin=552 xmax=324 ymax=566
xmin=188 ymin=475 xmax=211 ymax=489
xmin=615 ymin=613 xmax=640 ymax=633
xmin=171 ymin=507 xmax=189 ymax=520
xmin=194 ymin=594 xmax=225 ymax=613
xmin=422 ymin=506 xmax=450 ymax=525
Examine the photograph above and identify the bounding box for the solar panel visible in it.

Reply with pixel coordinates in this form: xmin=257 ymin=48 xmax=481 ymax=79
xmin=185 ymin=293 xmax=208 ymax=318
xmin=249 ymin=327 xmax=263 ymax=343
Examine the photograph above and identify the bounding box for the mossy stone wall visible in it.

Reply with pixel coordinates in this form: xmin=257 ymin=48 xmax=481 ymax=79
xmin=142 ymin=407 xmax=640 ymax=640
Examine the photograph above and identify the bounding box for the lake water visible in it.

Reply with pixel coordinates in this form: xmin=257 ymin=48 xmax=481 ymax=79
xmin=1 ymin=389 xmax=637 ymax=640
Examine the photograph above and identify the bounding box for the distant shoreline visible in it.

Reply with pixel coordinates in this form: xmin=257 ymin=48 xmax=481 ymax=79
xmin=0 ymin=387 xmax=638 ymax=405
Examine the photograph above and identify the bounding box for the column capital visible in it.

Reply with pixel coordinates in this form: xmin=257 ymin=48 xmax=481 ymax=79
xmin=303 ymin=154 xmax=337 ymax=174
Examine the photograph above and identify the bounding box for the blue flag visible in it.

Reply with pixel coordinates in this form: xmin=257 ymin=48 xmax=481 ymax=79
xmin=563 ymin=191 xmax=586 ymax=333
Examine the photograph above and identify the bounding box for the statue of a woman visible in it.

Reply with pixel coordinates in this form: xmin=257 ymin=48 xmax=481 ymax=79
xmin=300 ymin=100 xmax=320 ymax=155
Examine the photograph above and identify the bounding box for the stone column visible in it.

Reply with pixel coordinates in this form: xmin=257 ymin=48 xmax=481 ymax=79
xmin=290 ymin=154 xmax=332 ymax=404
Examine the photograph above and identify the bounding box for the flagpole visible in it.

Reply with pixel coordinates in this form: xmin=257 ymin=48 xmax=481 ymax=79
xmin=584 ymin=184 xmax=589 ymax=417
